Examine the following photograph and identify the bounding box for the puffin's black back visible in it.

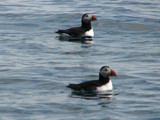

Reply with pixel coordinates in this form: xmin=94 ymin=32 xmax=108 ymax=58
xmin=56 ymin=27 xmax=88 ymax=36
xmin=67 ymin=80 xmax=99 ymax=91
xmin=67 ymin=74 xmax=110 ymax=92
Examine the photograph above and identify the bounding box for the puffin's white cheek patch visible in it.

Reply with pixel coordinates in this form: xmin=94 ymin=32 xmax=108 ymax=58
xmin=100 ymin=71 xmax=107 ymax=77
xmin=100 ymin=68 xmax=111 ymax=77
xmin=83 ymin=14 xmax=92 ymax=23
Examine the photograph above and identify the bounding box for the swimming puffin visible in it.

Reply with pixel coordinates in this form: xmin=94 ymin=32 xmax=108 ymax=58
xmin=67 ymin=66 xmax=117 ymax=92
xmin=55 ymin=13 xmax=97 ymax=37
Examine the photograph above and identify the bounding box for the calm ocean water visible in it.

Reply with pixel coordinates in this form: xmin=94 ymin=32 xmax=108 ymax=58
xmin=0 ymin=0 xmax=160 ymax=120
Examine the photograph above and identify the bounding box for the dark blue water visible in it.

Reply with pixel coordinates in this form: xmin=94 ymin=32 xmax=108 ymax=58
xmin=0 ymin=0 xmax=160 ymax=119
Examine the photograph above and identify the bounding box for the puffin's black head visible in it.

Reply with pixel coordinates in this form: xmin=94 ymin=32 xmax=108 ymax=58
xmin=99 ymin=66 xmax=117 ymax=78
xmin=82 ymin=13 xmax=97 ymax=23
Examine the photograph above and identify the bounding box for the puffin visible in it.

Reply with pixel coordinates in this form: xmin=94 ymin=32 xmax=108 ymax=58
xmin=55 ymin=13 xmax=97 ymax=37
xmin=67 ymin=66 xmax=117 ymax=93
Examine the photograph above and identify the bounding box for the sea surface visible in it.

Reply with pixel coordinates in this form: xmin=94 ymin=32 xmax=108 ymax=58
xmin=0 ymin=0 xmax=160 ymax=120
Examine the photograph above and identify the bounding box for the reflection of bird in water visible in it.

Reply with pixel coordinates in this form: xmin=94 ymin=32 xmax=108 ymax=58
xmin=56 ymin=35 xmax=93 ymax=44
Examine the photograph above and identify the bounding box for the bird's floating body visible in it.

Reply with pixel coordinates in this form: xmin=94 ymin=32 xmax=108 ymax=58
xmin=67 ymin=66 xmax=117 ymax=93
xmin=56 ymin=13 xmax=97 ymax=37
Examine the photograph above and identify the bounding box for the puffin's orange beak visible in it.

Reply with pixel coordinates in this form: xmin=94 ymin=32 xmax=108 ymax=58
xmin=91 ymin=15 xmax=97 ymax=21
xmin=110 ymin=68 xmax=117 ymax=77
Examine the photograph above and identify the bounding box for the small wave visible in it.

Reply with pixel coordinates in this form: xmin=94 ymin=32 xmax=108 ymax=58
xmin=0 ymin=79 xmax=28 ymax=83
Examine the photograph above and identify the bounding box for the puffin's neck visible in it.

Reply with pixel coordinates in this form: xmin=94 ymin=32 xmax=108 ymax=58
xmin=99 ymin=74 xmax=110 ymax=84
xmin=81 ymin=21 xmax=92 ymax=30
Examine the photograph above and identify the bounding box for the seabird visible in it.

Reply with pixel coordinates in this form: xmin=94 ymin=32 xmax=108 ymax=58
xmin=55 ymin=13 xmax=97 ymax=37
xmin=67 ymin=66 xmax=117 ymax=93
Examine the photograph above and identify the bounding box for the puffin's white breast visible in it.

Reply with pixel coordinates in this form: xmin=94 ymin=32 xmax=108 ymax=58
xmin=96 ymin=80 xmax=113 ymax=91
xmin=84 ymin=28 xmax=94 ymax=37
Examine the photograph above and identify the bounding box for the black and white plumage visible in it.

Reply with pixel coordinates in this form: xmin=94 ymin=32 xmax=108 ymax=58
xmin=67 ymin=66 xmax=117 ymax=92
xmin=55 ymin=13 xmax=97 ymax=37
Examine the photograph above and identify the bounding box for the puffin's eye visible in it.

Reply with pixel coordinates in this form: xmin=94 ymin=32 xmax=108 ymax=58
xmin=85 ymin=14 xmax=88 ymax=17
xmin=105 ymin=69 xmax=108 ymax=71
